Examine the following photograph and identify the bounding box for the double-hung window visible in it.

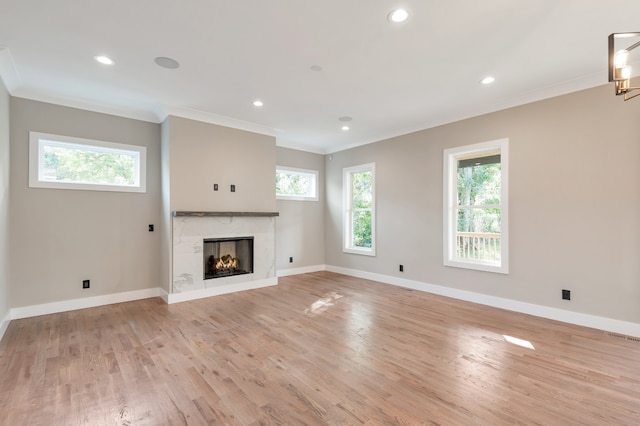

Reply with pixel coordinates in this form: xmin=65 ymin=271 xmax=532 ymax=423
xmin=343 ymin=163 xmax=375 ymax=256
xmin=443 ymin=139 xmax=508 ymax=273
xmin=29 ymin=132 xmax=146 ymax=193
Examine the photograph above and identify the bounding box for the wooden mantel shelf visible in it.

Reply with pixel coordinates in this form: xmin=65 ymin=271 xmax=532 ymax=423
xmin=173 ymin=211 xmax=279 ymax=217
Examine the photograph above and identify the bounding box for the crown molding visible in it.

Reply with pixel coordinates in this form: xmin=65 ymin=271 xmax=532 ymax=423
xmin=164 ymin=105 xmax=278 ymax=138
xmin=0 ymin=46 xmax=22 ymax=93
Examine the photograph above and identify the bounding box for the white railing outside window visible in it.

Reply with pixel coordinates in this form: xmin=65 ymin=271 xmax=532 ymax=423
xmin=456 ymin=232 xmax=501 ymax=262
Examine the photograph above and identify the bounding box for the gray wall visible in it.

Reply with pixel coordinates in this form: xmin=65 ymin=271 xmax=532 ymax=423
xmin=159 ymin=118 xmax=172 ymax=293
xmin=164 ymin=116 xmax=276 ymax=212
xmin=0 ymin=76 xmax=10 ymax=323
xmin=326 ymin=83 xmax=640 ymax=324
xmin=160 ymin=116 xmax=277 ymax=291
xmin=9 ymin=98 xmax=162 ymax=307
xmin=276 ymin=147 xmax=325 ymax=271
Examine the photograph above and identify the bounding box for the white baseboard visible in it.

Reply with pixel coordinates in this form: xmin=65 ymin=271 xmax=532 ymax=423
xmin=0 ymin=310 xmax=10 ymax=342
xmin=10 ymin=287 xmax=162 ymax=320
xmin=1 ymin=278 xmax=278 ymax=340
xmin=158 ymin=288 xmax=170 ymax=304
xmin=326 ymin=265 xmax=640 ymax=338
xmin=277 ymin=264 xmax=327 ymax=277
xmin=6 ymin=266 xmax=638 ymax=341
xmin=166 ymin=277 xmax=278 ymax=304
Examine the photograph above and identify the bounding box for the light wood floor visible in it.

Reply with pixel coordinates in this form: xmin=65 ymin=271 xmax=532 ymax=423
xmin=1 ymin=271 xmax=640 ymax=425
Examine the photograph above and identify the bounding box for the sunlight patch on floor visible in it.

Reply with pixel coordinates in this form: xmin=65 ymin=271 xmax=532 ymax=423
xmin=304 ymin=292 xmax=343 ymax=315
xmin=503 ymin=335 xmax=535 ymax=350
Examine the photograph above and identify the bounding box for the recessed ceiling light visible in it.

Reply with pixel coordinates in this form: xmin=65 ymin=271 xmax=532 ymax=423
xmin=388 ymin=8 xmax=409 ymax=23
xmin=341 ymin=125 xmax=350 ymax=131
xmin=481 ymin=76 xmax=496 ymax=85
xmin=252 ymin=100 xmax=264 ymax=107
xmin=94 ymin=55 xmax=114 ymax=65
xmin=310 ymin=65 xmax=323 ymax=72
xmin=338 ymin=116 xmax=352 ymax=122
xmin=154 ymin=56 xmax=180 ymax=69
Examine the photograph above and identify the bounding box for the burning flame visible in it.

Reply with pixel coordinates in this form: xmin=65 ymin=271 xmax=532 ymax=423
xmin=216 ymin=254 xmax=238 ymax=270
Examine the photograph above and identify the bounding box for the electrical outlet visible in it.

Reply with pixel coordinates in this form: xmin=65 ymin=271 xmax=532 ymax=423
xmin=83 ymin=280 xmax=90 ymax=289
xmin=562 ymin=289 xmax=571 ymax=300
xmin=399 ymin=264 xmax=404 ymax=272
xmin=289 ymin=256 xmax=293 ymax=263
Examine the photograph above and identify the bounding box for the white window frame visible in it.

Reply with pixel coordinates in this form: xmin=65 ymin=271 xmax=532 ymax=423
xmin=276 ymin=166 xmax=319 ymax=201
xmin=343 ymin=163 xmax=376 ymax=256
xmin=29 ymin=132 xmax=146 ymax=193
xmin=443 ymin=139 xmax=509 ymax=274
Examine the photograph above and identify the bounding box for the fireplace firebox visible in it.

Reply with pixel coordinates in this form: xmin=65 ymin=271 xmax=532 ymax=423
xmin=203 ymin=236 xmax=254 ymax=280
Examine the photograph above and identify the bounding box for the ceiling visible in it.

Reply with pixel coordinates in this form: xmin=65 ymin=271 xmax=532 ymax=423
xmin=1 ymin=1 xmax=639 ymax=154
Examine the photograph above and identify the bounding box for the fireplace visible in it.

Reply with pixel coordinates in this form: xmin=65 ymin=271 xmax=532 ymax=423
xmin=203 ymin=236 xmax=254 ymax=280
xmin=172 ymin=212 xmax=277 ymax=298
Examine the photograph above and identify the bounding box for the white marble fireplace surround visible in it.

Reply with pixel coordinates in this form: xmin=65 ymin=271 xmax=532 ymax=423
xmin=172 ymin=211 xmax=278 ymax=303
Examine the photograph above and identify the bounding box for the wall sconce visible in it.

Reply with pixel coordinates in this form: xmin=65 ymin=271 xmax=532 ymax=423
xmin=609 ymin=32 xmax=640 ymax=100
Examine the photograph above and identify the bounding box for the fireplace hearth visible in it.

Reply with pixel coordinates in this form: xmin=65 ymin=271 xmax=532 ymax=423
xmin=203 ymin=236 xmax=254 ymax=280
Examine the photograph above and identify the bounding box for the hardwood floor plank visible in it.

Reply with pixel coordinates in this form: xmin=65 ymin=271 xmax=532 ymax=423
xmin=2 ymin=271 xmax=640 ymax=424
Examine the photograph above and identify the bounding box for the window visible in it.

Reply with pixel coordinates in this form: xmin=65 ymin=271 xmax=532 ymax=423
xmin=344 ymin=163 xmax=375 ymax=256
xmin=276 ymin=166 xmax=318 ymax=200
xmin=443 ymin=139 xmax=508 ymax=273
xmin=29 ymin=132 xmax=146 ymax=193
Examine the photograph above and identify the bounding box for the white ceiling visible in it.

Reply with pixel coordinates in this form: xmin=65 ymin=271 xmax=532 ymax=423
xmin=1 ymin=0 xmax=639 ymax=153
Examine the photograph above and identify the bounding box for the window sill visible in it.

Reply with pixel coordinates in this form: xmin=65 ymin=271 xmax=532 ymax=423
xmin=343 ymin=247 xmax=376 ymax=257
xmin=276 ymin=195 xmax=318 ymax=201
xmin=444 ymin=259 xmax=508 ymax=274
